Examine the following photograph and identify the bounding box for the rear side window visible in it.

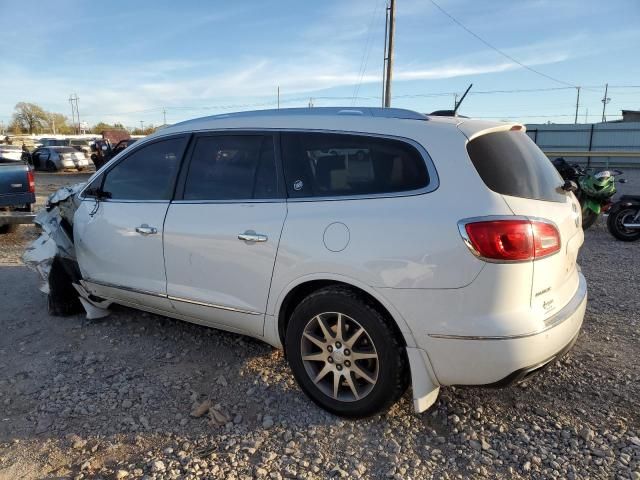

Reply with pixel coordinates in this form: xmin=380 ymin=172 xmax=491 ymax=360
xmin=183 ymin=135 xmax=278 ymax=200
xmin=101 ymin=136 xmax=187 ymax=201
xmin=281 ymin=132 xmax=429 ymax=198
xmin=467 ymin=131 xmax=564 ymax=202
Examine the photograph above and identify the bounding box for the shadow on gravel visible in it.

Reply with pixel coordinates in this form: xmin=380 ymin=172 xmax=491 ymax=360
xmin=0 ymin=222 xmax=638 ymax=479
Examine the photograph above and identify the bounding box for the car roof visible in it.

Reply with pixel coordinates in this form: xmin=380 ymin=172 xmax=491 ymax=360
xmin=144 ymin=107 xmax=516 ymax=144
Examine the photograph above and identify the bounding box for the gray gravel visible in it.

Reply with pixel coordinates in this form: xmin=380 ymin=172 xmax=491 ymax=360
xmin=0 ymin=171 xmax=638 ymax=479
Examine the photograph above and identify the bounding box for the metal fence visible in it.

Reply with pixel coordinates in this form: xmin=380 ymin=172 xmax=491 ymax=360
xmin=526 ymin=122 xmax=640 ymax=167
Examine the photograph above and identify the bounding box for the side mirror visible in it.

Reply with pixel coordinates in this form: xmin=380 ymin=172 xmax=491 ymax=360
xmin=562 ymin=180 xmax=578 ymax=192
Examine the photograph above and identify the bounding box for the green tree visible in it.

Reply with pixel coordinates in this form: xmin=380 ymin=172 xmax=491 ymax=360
xmin=48 ymin=113 xmax=75 ymax=134
xmin=12 ymin=102 xmax=49 ymax=134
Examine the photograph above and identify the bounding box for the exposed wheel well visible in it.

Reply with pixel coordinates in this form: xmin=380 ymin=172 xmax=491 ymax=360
xmin=277 ymin=280 xmax=407 ymax=348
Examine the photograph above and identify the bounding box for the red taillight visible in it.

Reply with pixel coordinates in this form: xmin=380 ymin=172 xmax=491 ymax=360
xmin=27 ymin=169 xmax=35 ymax=193
xmin=463 ymin=219 xmax=560 ymax=262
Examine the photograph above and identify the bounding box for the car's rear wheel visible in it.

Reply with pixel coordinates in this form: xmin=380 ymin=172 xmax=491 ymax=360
xmin=285 ymin=287 xmax=408 ymax=418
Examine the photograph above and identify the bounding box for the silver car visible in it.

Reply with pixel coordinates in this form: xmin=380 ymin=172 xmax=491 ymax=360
xmin=31 ymin=146 xmax=90 ymax=172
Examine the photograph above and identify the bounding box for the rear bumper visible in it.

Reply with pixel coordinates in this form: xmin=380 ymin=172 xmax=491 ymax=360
xmin=0 ymin=210 xmax=36 ymax=226
xmin=421 ymin=272 xmax=587 ymax=385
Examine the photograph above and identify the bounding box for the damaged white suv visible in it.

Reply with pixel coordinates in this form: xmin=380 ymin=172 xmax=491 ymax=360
xmin=26 ymin=107 xmax=587 ymax=417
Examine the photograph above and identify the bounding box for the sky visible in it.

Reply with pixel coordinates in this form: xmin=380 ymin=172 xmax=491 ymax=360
xmin=0 ymin=0 xmax=639 ymax=129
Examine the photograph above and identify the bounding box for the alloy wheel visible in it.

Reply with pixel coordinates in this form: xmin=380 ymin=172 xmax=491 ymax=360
xmin=300 ymin=312 xmax=379 ymax=402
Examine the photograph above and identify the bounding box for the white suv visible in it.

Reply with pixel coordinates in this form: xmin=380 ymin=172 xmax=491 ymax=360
xmin=46 ymin=107 xmax=587 ymax=417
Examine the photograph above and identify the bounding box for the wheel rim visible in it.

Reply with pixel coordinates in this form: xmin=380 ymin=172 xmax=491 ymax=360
xmin=300 ymin=312 xmax=379 ymax=402
xmin=615 ymin=209 xmax=640 ymax=237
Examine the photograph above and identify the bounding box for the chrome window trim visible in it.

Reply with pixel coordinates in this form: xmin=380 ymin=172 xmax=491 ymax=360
xmin=80 ymin=128 xmax=439 ymax=204
xmin=82 ymin=279 xmax=262 ymax=316
xmin=277 ymin=128 xmax=439 ymax=202
xmin=172 ymin=198 xmax=286 ymax=205
xmin=428 ymin=273 xmax=586 ymax=341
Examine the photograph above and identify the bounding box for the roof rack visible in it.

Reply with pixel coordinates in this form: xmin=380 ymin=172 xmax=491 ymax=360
xmin=174 ymin=107 xmax=429 ymax=127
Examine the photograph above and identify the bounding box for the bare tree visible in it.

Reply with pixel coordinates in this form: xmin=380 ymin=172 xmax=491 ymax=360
xmin=12 ymin=102 xmax=49 ymax=134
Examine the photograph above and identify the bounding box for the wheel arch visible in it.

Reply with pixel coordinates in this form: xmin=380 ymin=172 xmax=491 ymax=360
xmin=273 ymin=274 xmax=416 ymax=350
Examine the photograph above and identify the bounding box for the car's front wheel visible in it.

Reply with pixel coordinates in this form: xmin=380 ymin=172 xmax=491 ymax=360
xmin=285 ymin=287 xmax=408 ymax=418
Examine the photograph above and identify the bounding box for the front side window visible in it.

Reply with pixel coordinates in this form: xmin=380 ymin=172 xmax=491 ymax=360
xmin=101 ymin=136 xmax=187 ymax=201
xmin=183 ymin=135 xmax=278 ymax=200
xmin=281 ymin=132 xmax=429 ymax=198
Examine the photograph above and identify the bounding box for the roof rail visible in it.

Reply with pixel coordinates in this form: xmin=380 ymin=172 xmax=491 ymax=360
xmin=173 ymin=107 xmax=429 ymax=127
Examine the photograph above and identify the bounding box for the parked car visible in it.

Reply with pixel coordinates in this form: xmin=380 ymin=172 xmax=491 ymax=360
xmin=0 ymin=144 xmax=25 ymax=162
xmin=0 ymin=157 xmax=35 ymax=234
xmin=69 ymin=139 xmax=92 ymax=158
xmin=27 ymin=107 xmax=587 ymax=417
xmin=31 ymin=146 xmax=90 ymax=171
xmin=36 ymin=138 xmax=70 ymax=148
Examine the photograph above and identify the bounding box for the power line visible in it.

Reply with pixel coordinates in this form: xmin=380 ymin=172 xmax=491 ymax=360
xmin=352 ymin=0 xmax=382 ymax=104
xmin=427 ymin=0 xmax=577 ymax=88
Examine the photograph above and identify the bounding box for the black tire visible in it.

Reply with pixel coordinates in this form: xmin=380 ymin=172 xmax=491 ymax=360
xmin=285 ymin=286 xmax=409 ymax=418
xmin=582 ymin=208 xmax=598 ymax=230
xmin=46 ymin=160 xmax=57 ymax=172
xmin=47 ymin=257 xmax=83 ymax=316
xmin=0 ymin=224 xmax=17 ymax=235
xmin=607 ymin=207 xmax=640 ymax=242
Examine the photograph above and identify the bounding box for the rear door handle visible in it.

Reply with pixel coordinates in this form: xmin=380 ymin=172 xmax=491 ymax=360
xmin=135 ymin=224 xmax=158 ymax=235
xmin=238 ymin=230 xmax=268 ymax=243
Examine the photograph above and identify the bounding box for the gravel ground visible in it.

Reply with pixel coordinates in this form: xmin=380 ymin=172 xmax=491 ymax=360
xmin=0 ymin=170 xmax=638 ymax=479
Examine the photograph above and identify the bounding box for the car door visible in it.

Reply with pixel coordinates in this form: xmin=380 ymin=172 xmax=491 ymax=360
xmin=74 ymin=135 xmax=189 ymax=312
xmin=163 ymin=132 xmax=286 ymax=337
xmin=34 ymin=149 xmax=49 ymax=170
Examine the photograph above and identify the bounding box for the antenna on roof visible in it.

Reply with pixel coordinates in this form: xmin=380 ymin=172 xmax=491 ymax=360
xmin=453 ymin=83 xmax=472 ymax=116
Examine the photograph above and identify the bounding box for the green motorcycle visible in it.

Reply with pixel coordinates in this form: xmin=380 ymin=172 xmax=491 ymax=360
xmin=577 ymin=169 xmax=622 ymax=230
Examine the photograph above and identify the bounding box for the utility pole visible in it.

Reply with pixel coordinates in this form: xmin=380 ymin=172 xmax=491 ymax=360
xmin=68 ymin=94 xmax=81 ymax=134
xmin=69 ymin=95 xmax=77 ymax=133
xmin=74 ymin=94 xmax=81 ymax=134
xmin=140 ymin=120 xmax=144 ymax=132
xmin=383 ymin=0 xmax=396 ymax=108
xmin=162 ymin=108 xmax=167 ymax=125
xmin=585 ymin=108 xmax=588 ymax=124
xmin=574 ymin=86 xmax=580 ymax=124
xmin=601 ymin=83 xmax=610 ymax=123
xmin=277 ymin=86 xmax=280 ymax=109
xmin=381 ymin=4 xmax=389 ymax=107
xmin=453 ymin=93 xmax=458 ymax=110
xmin=308 ymin=98 xmax=314 ymax=108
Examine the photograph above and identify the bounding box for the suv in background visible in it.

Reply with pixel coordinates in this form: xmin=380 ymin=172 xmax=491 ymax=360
xmin=42 ymin=107 xmax=587 ymax=417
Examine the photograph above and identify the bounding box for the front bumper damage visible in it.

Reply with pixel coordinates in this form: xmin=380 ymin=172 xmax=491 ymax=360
xmin=22 ymin=184 xmax=112 ymax=319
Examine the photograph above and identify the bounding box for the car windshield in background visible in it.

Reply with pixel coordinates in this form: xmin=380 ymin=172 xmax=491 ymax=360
xmin=52 ymin=147 xmax=79 ymax=153
xmin=466 ymin=130 xmax=565 ymax=202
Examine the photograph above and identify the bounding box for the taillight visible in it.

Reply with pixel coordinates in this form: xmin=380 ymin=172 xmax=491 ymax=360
xmin=27 ymin=169 xmax=35 ymax=193
xmin=461 ymin=218 xmax=560 ymax=262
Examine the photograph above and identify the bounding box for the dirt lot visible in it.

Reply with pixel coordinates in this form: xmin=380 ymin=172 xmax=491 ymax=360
xmin=0 ymin=171 xmax=638 ymax=479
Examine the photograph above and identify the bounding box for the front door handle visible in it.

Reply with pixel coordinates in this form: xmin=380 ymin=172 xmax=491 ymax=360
xmin=135 ymin=224 xmax=158 ymax=236
xmin=238 ymin=230 xmax=268 ymax=243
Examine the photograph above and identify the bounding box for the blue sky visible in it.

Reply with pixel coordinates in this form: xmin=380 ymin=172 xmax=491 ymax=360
xmin=1 ymin=0 xmax=639 ymax=128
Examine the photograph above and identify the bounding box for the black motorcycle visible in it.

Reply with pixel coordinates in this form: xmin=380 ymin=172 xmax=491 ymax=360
xmin=607 ymin=195 xmax=640 ymax=241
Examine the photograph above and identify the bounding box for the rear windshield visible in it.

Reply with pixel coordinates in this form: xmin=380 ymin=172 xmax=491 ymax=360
xmin=54 ymin=147 xmax=78 ymax=153
xmin=466 ymin=130 xmax=565 ymax=202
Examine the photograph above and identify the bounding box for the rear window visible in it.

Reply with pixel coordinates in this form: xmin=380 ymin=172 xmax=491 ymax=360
xmin=54 ymin=147 xmax=78 ymax=153
xmin=466 ymin=130 xmax=564 ymax=202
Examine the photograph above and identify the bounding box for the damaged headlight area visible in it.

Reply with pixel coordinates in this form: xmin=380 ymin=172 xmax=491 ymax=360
xmin=22 ymin=183 xmax=112 ymax=319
